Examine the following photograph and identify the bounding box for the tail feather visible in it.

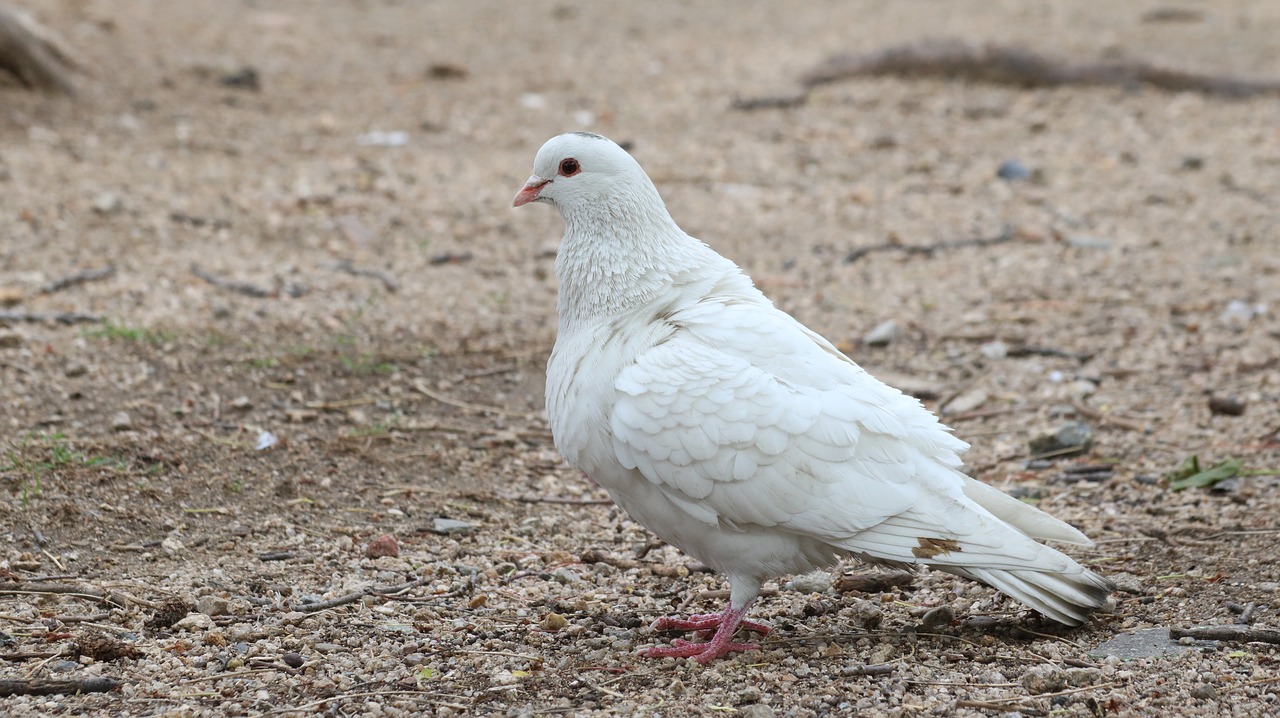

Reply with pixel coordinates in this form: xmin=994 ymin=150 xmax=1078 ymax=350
xmin=942 ymin=562 xmax=1114 ymax=626
xmin=960 ymin=475 xmax=1091 ymax=545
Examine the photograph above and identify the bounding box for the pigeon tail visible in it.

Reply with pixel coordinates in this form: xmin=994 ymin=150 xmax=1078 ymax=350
xmin=941 ymin=564 xmax=1114 ymax=626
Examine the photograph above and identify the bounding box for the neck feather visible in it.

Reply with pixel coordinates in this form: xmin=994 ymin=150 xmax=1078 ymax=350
xmin=554 ymin=188 xmax=725 ymax=327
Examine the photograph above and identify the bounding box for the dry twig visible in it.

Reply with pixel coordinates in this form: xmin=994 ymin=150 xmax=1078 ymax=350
xmin=328 ymin=260 xmax=399 ymax=292
xmin=0 ymin=581 xmax=157 ymax=609
xmin=0 ymin=310 xmax=101 ymax=324
xmin=40 ymin=265 xmax=115 ymax=294
xmin=412 ymin=379 xmax=543 ymax=421
xmin=0 ymin=676 xmax=120 ymax=697
xmin=191 ymin=264 xmax=276 ymax=298
xmin=845 ymin=227 xmax=1016 ymax=264
xmin=1170 ymin=625 xmax=1280 ymax=645
xmin=803 ymin=39 xmax=1280 ymax=97
xmin=296 ymin=576 xmax=429 ymax=613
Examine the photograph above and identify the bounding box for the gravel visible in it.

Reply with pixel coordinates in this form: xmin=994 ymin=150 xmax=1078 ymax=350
xmin=1 ymin=0 xmax=1279 ymax=716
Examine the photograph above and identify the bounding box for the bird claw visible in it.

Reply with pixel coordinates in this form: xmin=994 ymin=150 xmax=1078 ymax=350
xmin=652 ymin=613 xmax=771 ymax=635
xmin=643 ymin=638 xmax=759 ymax=663
xmin=645 ymin=607 xmax=770 ymax=663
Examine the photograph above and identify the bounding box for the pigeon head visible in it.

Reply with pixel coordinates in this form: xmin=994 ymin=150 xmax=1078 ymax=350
xmin=512 ymin=132 xmax=653 ymax=213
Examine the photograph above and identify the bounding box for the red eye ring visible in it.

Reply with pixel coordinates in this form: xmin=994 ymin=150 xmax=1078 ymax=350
xmin=558 ymin=158 xmax=580 ymax=176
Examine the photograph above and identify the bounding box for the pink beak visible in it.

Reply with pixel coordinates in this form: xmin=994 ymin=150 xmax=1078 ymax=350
xmin=512 ymin=176 xmax=551 ymax=207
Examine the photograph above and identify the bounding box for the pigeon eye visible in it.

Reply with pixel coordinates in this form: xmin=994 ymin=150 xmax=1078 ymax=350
xmin=558 ymin=158 xmax=580 ymax=176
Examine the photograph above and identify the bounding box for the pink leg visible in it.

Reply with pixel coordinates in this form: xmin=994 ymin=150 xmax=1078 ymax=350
xmin=645 ymin=603 xmax=769 ymax=663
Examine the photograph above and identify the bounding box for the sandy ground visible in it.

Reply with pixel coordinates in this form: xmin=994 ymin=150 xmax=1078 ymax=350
xmin=1 ymin=1 xmax=1279 ymax=716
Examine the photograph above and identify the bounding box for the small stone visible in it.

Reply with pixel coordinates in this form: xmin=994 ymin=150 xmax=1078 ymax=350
xmin=0 ymin=287 xmax=22 ymax=307
xmin=996 ymin=159 xmax=1031 ymax=181
xmin=790 ymin=570 xmax=833 ymax=594
xmin=49 ymin=660 xmax=81 ymax=672
xmin=1190 ymin=683 xmax=1219 ymax=701
xmin=1064 ymin=234 xmax=1114 ymax=250
xmin=738 ymin=705 xmax=776 ymax=718
xmin=539 ymin=612 xmax=569 ymax=631
xmin=1219 ymin=300 xmax=1265 ymax=328
xmin=230 ymin=396 xmax=253 ymax=410
xmin=196 ymin=596 xmax=230 ymax=617
xmin=64 ymin=362 xmax=88 ymax=377
xmin=1065 ymin=667 xmax=1101 ymax=687
xmin=942 ymin=387 xmax=989 ymax=415
xmin=1109 ymin=572 xmax=1145 ymax=594
xmin=314 ymin=642 xmax=343 ymax=654
xmin=430 ymin=517 xmax=478 ymax=535
xmin=862 ymin=319 xmax=900 ymax=347
xmin=220 ymin=67 xmax=261 ymax=91
xmin=92 ymin=192 xmax=123 ymax=215
xmin=1068 ymin=380 xmax=1098 ymax=398
xmin=1028 ymin=422 xmax=1093 ymax=457
xmin=920 ymin=605 xmax=955 ymax=629
xmin=281 ymin=652 xmax=305 ymax=669
xmin=849 ymin=599 xmax=883 ymax=629
xmin=978 ymin=340 xmax=1008 ymax=359
xmin=734 ymin=686 xmax=763 ymax=705
xmin=551 ymin=568 xmax=580 ymax=585
xmin=0 ymin=330 xmax=23 ymax=349
xmin=160 ymin=536 xmax=184 ymax=555
xmin=1208 ymin=396 xmax=1246 ymax=416
xmin=174 ymin=613 xmax=215 ymax=631
xmin=364 ymin=534 xmax=399 ymax=558
xmin=1020 ymin=665 xmax=1067 ymax=693
xmin=110 ymin=411 xmax=133 ymax=431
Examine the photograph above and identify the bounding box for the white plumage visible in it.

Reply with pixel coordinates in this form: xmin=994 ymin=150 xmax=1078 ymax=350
xmin=514 ymin=132 xmax=1112 ymax=662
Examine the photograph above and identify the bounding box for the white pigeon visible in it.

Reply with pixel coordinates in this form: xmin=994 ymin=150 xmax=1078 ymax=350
xmin=514 ymin=132 xmax=1113 ymax=663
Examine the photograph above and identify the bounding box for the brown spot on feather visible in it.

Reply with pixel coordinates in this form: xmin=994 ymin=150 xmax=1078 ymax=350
xmin=912 ymin=537 xmax=962 ymax=559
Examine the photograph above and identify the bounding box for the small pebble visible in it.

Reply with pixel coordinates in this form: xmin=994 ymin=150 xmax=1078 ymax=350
xmin=1021 ymin=665 xmax=1067 ymax=693
xmin=110 ymin=411 xmax=133 ymax=431
xmin=540 ymin=612 xmax=569 ymax=631
xmin=737 ymin=705 xmax=776 ymax=718
xmin=364 ymin=534 xmax=399 ymax=558
xmin=978 ymin=340 xmax=1008 ymax=359
xmin=196 ymin=596 xmax=230 ymax=617
xmin=431 ymin=518 xmax=478 ymax=535
xmin=0 ymin=330 xmax=23 ymax=349
xmin=1190 ymin=683 xmax=1219 ymax=700
xmin=174 ymin=613 xmax=214 ymax=631
xmin=551 ymin=568 xmax=580 ymax=585
xmin=920 ymin=605 xmax=955 ymax=629
xmin=942 ymin=387 xmax=989 ymax=415
xmin=1208 ymin=395 xmax=1246 ymax=416
xmin=92 ymin=191 xmax=123 ymax=214
xmin=1028 ymin=422 xmax=1093 ymax=457
xmin=862 ymin=319 xmax=900 ymax=347
xmin=996 ymin=159 xmax=1031 ymax=181
xmin=281 ymin=652 xmax=305 ymax=669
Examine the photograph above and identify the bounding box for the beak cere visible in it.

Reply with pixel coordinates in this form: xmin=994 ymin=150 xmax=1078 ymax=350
xmin=513 ymin=176 xmax=551 ymax=207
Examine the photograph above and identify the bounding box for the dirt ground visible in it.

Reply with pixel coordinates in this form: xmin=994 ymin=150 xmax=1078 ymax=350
xmin=1 ymin=1 xmax=1279 ymax=716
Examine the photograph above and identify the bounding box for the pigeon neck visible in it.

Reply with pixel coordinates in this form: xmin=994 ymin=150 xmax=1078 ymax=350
xmin=555 ymin=198 xmax=716 ymax=326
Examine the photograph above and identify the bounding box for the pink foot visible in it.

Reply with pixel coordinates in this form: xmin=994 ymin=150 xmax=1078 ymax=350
xmin=651 ymin=612 xmax=771 ymax=636
xmin=645 ymin=604 xmax=768 ymax=663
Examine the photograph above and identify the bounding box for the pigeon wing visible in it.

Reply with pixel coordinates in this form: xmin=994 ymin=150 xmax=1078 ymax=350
xmin=611 ymin=299 xmax=952 ymax=540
